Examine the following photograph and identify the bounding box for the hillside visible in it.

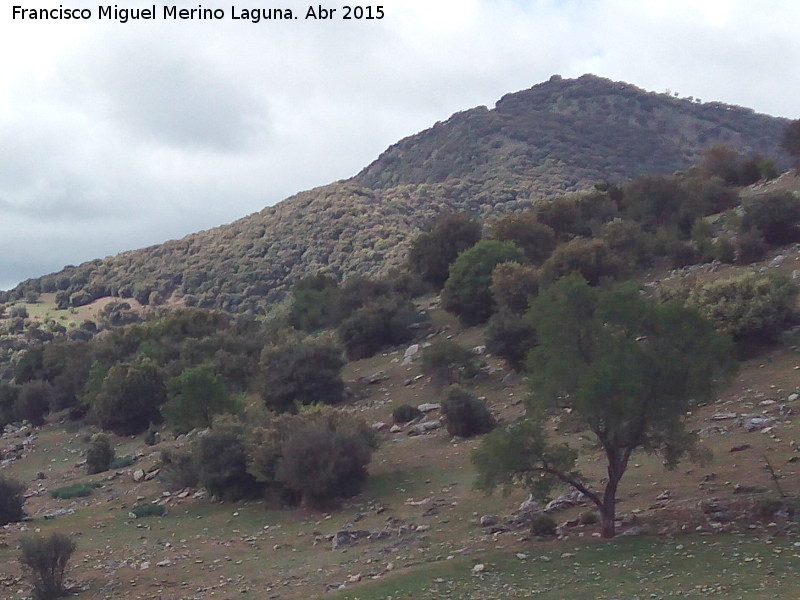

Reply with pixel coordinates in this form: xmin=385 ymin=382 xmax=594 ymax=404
xmin=7 ymin=74 xmax=792 ymax=314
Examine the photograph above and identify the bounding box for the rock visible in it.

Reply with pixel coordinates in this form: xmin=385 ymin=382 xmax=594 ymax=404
xmin=371 ymin=422 xmax=388 ymax=431
xmin=404 ymin=344 xmax=419 ymax=358
xmin=737 ymin=415 xmax=776 ymax=432
xmin=332 ymin=530 xmax=372 ymax=550
xmin=389 ymin=424 xmax=403 ymax=433
xmin=711 ymin=412 xmax=738 ymax=421
xmin=618 ymin=526 xmax=645 ymax=537
xmin=144 ymin=469 xmax=160 ymax=481
xmin=771 ymin=254 xmax=786 ymax=267
xmin=347 ymin=573 xmax=362 ymax=583
xmin=140 ymin=561 xmax=151 ymax=570
xmin=409 ymin=420 xmax=442 ymax=436
xmin=133 ymin=469 xmax=145 ymax=482
xmin=545 ymin=490 xmax=586 ymax=512
xmin=479 ymin=515 xmax=498 ymax=527
xmin=515 ymin=553 xmax=528 ymax=560
xmin=733 ymin=484 xmax=766 ymax=494
xmin=788 ymin=393 xmax=799 ymax=402
xmin=156 ymin=560 xmax=172 ymax=567
xmin=417 ymin=403 xmax=440 ymax=413
xmin=472 ymin=563 xmax=486 ymax=574
xmin=43 ymin=508 xmax=75 ymax=520
xmin=472 ymin=345 xmax=487 ymax=355
xmin=364 ymin=371 xmax=388 ymax=385
xmin=729 ymin=444 xmax=752 ymax=453
xmin=656 ymin=490 xmax=671 ymax=500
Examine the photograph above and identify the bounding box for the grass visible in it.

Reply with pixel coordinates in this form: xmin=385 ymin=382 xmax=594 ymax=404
xmin=51 ymin=482 xmax=102 ymax=499
xmin=329 ymin=534 xmax=800 ymax=600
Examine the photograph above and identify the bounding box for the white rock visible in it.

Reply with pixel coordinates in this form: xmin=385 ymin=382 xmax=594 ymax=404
xmin=472 ymin=563 xmax=486 ymax=574
xmin=417 ymin=403 xmax=440 ymax=413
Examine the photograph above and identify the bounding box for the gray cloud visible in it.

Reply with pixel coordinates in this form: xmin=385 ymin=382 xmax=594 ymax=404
xmin=0 ymin=0 xmax=799 ymax=290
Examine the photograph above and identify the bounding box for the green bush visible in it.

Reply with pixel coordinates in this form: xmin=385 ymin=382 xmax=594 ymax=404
xmin=408 ymin=213 xmax=482 ymax=288
xmin=392 ymin=404 xmax=422 ymax=424
xmin=0 ymin=475 xmax=26 ymax=525
xmin=162 ymin=365 xmax=237 ymax=434
xmin=741 ymin=192 xmax=800 ymax=246
xmin=580 ymin=510 xmax=599 ymax=525
xmin=670 ymin=273 xmax=798 ymax=353
xmin=196 ymin=426 xmax=262 ymax=501
xmin=15 ymin=381 xmax=53 ymax=427
xmin=51 ymin=482 xmax=101 ymax=499
xmin=131 ymin=504 xmax=166 ymax=518
xmin=91 ymin=360 xmax=168 ymax=436
xmin=110 ymin=456 xmax=135 ymax=469
xmin=19 ymin=532 xmax=76 ymax=600
xmin=288 ymin=273 xmax=341 ymax=332
xmin=491 ymin=262 xmax=540 ymax=314
xmin=443 ymin=240 xmax=527 ymax=325
xmin=485 ymin=310 xmax=538 ymax=371
xmin=338 ymin=298 xmax=421 ymax=360
xmin=735 ymin=228 xmax=767 ymax=264
xmin=86 ymin=434 xmax=115 ymax=475
xmin=258 ymin=339 xmax=345 ymax=413
xmin=274 ymin=410 xmax=378 ymax=508
xmin=421 ymin=340 xmax=481 ymax=387
xmin=158 ymin=448 xmax=199 ymax=489
xmin=441 ymin=386 xmax=495 ymax=438
xmin=531 ymin=513 xmax=557 ymax=536
xmin=541 ymin=238 xmax=624 ymax=285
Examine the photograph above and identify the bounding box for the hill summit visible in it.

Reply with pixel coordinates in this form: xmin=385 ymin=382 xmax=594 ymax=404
xmin=9 ymin=74 xmax=791 ymax=313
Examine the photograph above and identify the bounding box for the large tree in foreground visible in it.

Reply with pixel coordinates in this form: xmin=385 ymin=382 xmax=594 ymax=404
xmin=473 ymin=276 xmax=734 ymax=537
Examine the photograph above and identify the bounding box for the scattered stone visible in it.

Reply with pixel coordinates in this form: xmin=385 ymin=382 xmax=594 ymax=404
xmin=479 ymin=515 xmax=498 ymax=527
xmin=787 ymin=393 xmax=799 ymax=402
xmin=404 ymin=344 xmax=419 ymax=359
xmin=371 ymin=422 xmax=388 ymax=431
xmin=389 ymin=424 xmax=403 ymax=433
xmin=472 ymin=345 xmax=487 ymax=355
xmin=156 ymin=560 xmax=172 ymax=567
xmin=417 ymin=403 xmax=441 ymax=413
xmin=408 ymin=420 xmax=442 ymax=436
xmin=133 ymin=469 xmax=145 ymax=482
xmin=472 ymin=563 xmax=486 ymax=574
xmin=545 ymin=490 xmax=586 ymax=512
xmin=711 ymin=412 xmax=738 ymax=421
xmin=618 ymin=525 xmax=645 ymax=537
xmin=729 ymin=444 xmax=752 ymax=453
xmin=737 ymin=415 xmax=776 ymax=432
xmin=364 ymin=371 xmax=388 ymax=385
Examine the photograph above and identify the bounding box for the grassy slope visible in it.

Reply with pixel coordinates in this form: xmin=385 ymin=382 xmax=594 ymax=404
xmin=2 ymin=178 xmax=800 ymax=599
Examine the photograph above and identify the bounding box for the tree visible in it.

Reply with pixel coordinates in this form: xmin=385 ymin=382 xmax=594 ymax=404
xmin=92 ymin=360 xmax=168 ymax=435
xmin=491 ymin=262 xmax=540 ymax=314
xmin=338 ymin=298 xmax=421 ymax=360
xmin=473 ymin=276 xmax=733 ymax=537
xmin=782 ymin=119 xmax=800 ymax=169
xmin=258 ymin=339 xmax=345 ymax=413
xmin=288 ymin=273 xmax=341 ymax=332
xmin=0 ymin=474 xmax=26 ymax=525
xmin=86 ymin=433 xmax=115 ymax=474
xmin=162 ymin=365 xmax=237 ymax=433
xmin=19 ymin=532 xmax=76 ymax=600
xmin=541 ymin=238 xmax=624 ymax=286
xmin=15 ymin=381 xmax=53 ymax=427
xmin=441 ymin=386 xmax=495 ymax=438
xmin=740 ymin=192 xmax=800 ymax=246
xmin=490 ymin=213 xmax=556 ymax=265
xmin=195 ymin=423 xmax=261 ymax=501
xmin=408 ymin=213 xmax=482 ymax=288
xmin=442 ymin=240 xmax=526 ymax=325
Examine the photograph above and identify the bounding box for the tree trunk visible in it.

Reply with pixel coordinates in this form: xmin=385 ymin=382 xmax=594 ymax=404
xmin=600 ymin=452 xmax=625 ymax=538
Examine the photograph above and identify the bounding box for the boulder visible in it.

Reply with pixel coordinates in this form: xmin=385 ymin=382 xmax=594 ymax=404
xmin=133 ymin=469 xmax=145 ymax=482
xmin=417 ymin=403 xmax=440 ymax=413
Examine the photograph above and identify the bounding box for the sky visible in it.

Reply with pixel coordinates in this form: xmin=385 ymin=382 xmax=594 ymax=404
xmin=1 ymin=0 xmax=799 ymax=290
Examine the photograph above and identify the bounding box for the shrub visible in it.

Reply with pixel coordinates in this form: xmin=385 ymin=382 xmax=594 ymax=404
xmin=131 ymin=504 xmax=166 ymax=518
xmin=491 ymin=262 xmax=540 ymax=314
xmin=734 ymin=228 xmax=767 ymax=264
xmin=91 ymin=360 xmax=168 ymax=435
xmin=162 ymin=365 xmax=237 ymax=434
xmin=159 ymin=448 xmax=199 ymax=490
xmin=541 ymin=238 xmax=624 ymax=285
xmin=408 ymin=213 xmax=482 ymax=288
xmin=671 ymin=273 xmax=798 ymax=353
xmin=421 ymin=340 xmax=481 ymax=387
xmin=580 ymin=510 xmax=599 ymax=525
xmin=600 ymin=219 xmax=651 ymax=269
xmin=110 ymin=456 xmax=135 ymax=469
xmin=274 ymin=410 xmax=377 ymax=508
xmin=490 ymin=213 xmax=556 ymax=265
xmin=441 ymin=387 xmax=495 ymax=438
xmin=443 ymin=240 xmax=527 ymax=325
xmin=338 ymin=299 xmax=421 ymax=360
xmin=288 ymin=273 xmax=341 ymax=332
xmin=51 ymin=482 xmax=101 ymax=500
xmin=485 ymin=310 xmax=538 ymax=371
xmin=531 ymin=513 xmax=557 ymax=536
xmin=86 ymin=434 xmax=115 ymax=475
xmin=19 ymin=532 xmax=76 ymax=600
xmin=15 ymin=381 xmax=53 ymax=427
xmin=144 ymin=425 xmax=161 ymax=446
xmin=741 ymin=192 xmax=800 ymax=246
xmin=392 ymin=404 xmax=422 ymax=424
xmin=196 ymin=426 xmax=261 ymax=501
xmin=0 ymin=475 xmax=26 ymax=525
xmin=0 ymin=381 xmax=20 ymax=430
xmin=258 ymin=339 xmax=345 ymax=413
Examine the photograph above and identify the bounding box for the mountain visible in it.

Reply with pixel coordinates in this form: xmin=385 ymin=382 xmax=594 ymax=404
xmin=8 ymin=74 xmax=792 ymax=314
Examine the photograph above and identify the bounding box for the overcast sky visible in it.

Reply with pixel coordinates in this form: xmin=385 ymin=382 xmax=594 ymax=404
xmin=1 ymin=0 xmax=799 ymax=290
